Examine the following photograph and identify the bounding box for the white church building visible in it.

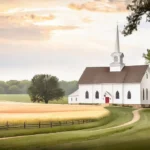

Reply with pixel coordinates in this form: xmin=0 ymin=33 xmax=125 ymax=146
xmin=68 ymin=25 xmax=150 ymax=108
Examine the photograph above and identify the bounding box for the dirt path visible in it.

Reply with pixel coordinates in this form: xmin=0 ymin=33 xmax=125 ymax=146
xmin=104 ymin=108 xmax=142 ymax=130
xmin=0 ymin=108 xmax=142 ymax=140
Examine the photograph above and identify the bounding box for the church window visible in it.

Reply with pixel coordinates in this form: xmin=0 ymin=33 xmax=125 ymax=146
xmin=95 ymin=91 xmax=99 ymax=99
xmin=146 ymin=73 xmax=148 ymax=79
xmin=116 ymin=91 xmax=119 ymax=99
xmin=143 ymin=89 xmax=145 ymax=100
xmin=76 ymin=98 xmax=77 ymax=101
xmin=114 ymin=56 xmax=118 ymax=62
xmin=127 ymin=91 xmax=131 ymax=99
xmin=146 ymin=89 xmax=148 ymax=100
xmin=85 ymin=91 xmax=89 ymax=99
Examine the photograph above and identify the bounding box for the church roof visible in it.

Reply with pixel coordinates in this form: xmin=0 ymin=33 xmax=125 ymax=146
xmin=78 ymin=65 xmax=149 ymax=84
xmin=68 ymin=90 xmax=79 ymax=97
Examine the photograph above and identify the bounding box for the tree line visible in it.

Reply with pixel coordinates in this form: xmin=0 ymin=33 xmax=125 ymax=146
xmin=0 ymin=79 xmax=78 ymax=96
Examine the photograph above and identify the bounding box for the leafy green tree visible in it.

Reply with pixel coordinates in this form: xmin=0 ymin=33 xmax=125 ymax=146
xmin=6 ymin=80 xmax=20 ymax=86
xmin=0 ymin=81 xmax=8 ymax=93
xmin=0 ymin=87 xmax=5 ymax=94
xmin=28 ymin=74 xmax=65 ymax=104
xmin=143 ymin=49 xmax=150 ymax=62
xmin=123 ymin=0 xmax=150 ymax=36
xmin=18 ymin=80 xmax=31 ymax=94
xmin=8 ymin=85 xmax=21 ymax=94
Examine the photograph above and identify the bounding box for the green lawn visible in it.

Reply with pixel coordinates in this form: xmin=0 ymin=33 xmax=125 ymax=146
xmin=85 ymin=107 xmax=133 ymax=130
xmin=0 ymin=107 xmax=135 ymax=150
xmin=50 ymin=109 xmax=150 ymax=150
xmin=0 ymin=94 xmax=30 ymax=103
xmin=0 ymin=94 xmax=68 ymax=104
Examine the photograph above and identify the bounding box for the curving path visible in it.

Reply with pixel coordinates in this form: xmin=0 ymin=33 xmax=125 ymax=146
xmin=103 ymin=108 xmax=142 ymax=130
xmin=0 ymin=108 xmax=142 ymax=140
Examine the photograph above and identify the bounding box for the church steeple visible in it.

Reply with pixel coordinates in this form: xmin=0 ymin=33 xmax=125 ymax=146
xmin=116 ymin=24 xmax=120 ymax=53
xmin=110 ymin=24 xmax=125 ymax=72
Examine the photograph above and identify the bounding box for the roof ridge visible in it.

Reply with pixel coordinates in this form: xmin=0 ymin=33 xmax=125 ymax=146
xmin=86 ymin=65 xmax=148 ymax=68
xmin=79 ymin=65 xmax=148 ymax=84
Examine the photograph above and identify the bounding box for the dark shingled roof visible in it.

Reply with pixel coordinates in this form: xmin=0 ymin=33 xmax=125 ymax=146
xmin=78 ymin=65 xmax=148 ymax=84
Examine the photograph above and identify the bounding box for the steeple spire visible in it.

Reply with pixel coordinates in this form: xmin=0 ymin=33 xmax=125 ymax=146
xmin=109 ymin=23 xmax=125 ymax=72
xmin=116 ymin=24 xmax=120 ymax=53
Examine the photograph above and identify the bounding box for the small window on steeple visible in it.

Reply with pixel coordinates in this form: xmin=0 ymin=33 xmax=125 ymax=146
xmin=114 ymin=56 xmax=118 ymax=62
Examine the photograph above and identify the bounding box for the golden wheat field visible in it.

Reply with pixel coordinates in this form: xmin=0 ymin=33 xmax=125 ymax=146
xmin=0 ymin=102 xmax=110 ymax=124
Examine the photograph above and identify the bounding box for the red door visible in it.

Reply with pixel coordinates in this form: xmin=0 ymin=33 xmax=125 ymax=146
xmin=105 ymin=97 xmax=109 ymax=104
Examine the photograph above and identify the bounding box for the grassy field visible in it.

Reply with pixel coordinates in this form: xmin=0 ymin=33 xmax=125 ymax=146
xmin=0 ymin=107 xmax=133 ymax=138
xmin=0 ymin=94 xmax=68 ymax=104
xmin=0 ymin=94 xmax=30 ymax=103
xmin=52 ymin=109 xmax=150 ymax=150
xmin=0 ymin=107 xmax=136 ymax=150
xmin=0 ymin=101 xmax=149 ymax=150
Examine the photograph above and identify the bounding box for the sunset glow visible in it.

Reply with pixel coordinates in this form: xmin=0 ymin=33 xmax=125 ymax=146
xmin=0 ymin=0 xmax=149 ymax=81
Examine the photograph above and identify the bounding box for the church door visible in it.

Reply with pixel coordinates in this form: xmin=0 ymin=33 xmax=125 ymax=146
xmin=105 ymin=97 xmax=109 ymax=104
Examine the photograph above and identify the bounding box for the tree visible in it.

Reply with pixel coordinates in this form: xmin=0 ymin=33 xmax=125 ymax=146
xmin=59 ymin=80 xmax=78 ymax=96
xmin=143 ymin=49 xmax=150 ymax=63
xmin=0 ymin=81 xmax=8 ymax=93
xmin=123 ymin=0 xmax=150 ymax=36
xmin=28 ymin=74 xmax=65 ymax=104
xmin=8 ymin=85 xmax=21 ymax=94
xmin=6 ymin=80 xmax=20 ymax=86
xmin=18 ymin=80 xmax=31 ymax=94
xmin=0 ymin=87 xmax=5 ymax=94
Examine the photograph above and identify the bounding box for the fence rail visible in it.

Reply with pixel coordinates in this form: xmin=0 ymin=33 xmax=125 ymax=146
xmin=0 ymin=119 xmax=94 ymax=130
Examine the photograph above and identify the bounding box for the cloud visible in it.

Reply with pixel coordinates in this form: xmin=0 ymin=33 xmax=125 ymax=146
xmin=69 ymin=0 xmax=128 ymax=12
xmin=0 ymin=14 xmax=55 ymax=42
xmin=82 ymin=17 xmax=93 ymax=23
xmin=0 ymin=0 xmax=56 ymax=12
xmin=0 ymin=6 xmax=79 ymax=43
xmin=22 ymin=14 xmax=55 ymax=22
xmin=0 ymin=13 xmax=55 ymax=26
xmin=0 ymin=24 xmax=78 ymax=42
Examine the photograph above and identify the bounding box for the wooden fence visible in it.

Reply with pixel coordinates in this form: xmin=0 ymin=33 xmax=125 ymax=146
xmin=0 ymin=119 xmax=94 ymax=130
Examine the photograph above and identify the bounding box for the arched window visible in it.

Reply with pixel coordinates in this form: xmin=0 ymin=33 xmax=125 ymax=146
xmin=143 ymin=89 xmax=145 ymax=100
xmin=116 ymin=91 xmax=119 ymax=99
xmin=127 ymin=91 xmax=131 ymax=99
xmin=114 ymin=56 xmax=118 ymax=62
xmin=85 ymin=91 xmax=89 ymax=99
xmin=146 ymin=89 xmax=148 ymax=100
xmin=146 ymin=73 xmax=148 ymax=79
xmin=95 ymin=91 xmax=99 ymax=99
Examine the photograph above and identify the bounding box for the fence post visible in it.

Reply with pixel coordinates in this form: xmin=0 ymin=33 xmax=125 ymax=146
xmin=50 ymin=122 xmax=53 ymax=128
xmin=59 ymin=121 xmax=61 ymax=126
xmin=39 ymin=121 xmax=41 ymax=128
xmin=24 ymin=122 xmax=26 ymax=129
xmin=72 ymin=120 xmax=74 ymax=125
xmin=83 ymin=120 xmax=84 ymax=124
xmin=6 ymin=121 xmax=9 ymax=129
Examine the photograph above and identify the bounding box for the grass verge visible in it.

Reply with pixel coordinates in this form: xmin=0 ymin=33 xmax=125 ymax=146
xmin=0 ymin=94 xmax=68 ymax=104
xmin=0 ymin=107 xmax=133 ymax=150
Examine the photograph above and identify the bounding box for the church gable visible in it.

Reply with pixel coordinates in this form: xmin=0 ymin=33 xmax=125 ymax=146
xmin=78 ymin=65 xmax=148 ymax=84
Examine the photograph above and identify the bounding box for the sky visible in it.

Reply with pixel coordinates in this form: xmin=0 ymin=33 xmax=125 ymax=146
xmin=0 ymin=0 xmax=150 ymax=81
